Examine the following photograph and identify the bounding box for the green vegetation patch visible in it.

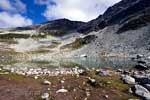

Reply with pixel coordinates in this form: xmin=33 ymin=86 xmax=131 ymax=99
xmin=61 ymin=38 xmax=84 ymax=49
xmin=28 ymin=49 xmax=52 ymax=54
xmin=61 ymin=35 xmax=97 ymax=50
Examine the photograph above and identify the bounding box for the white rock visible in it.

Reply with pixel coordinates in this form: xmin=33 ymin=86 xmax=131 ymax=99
xmin=84 ymin=97 xmax=88 ymax=100
xmin=122 ymin=75 xmax=135 ymax=85
xmin=41 ymin=93 xmax=49 ymax=99
xmin=89 ymin=78 xmax=96 ymax=83
xmin=34 ymin=76 xmax=38 ymax=80
xmin=104 ymin=95 xmax=109 ymax=99
xmin=60 ymin=80 xmax=65 ymax=84
xmin=56 ymin=89 xmax=68 ymax=93
xmin=43 ymin=80 xmax=51 ymax=85
xmin=148 ymin=56 xmax=150 ymax=59
xmin=10 ymin=68 xmax=15 ymax=73
xmin=80 ymin=54 xmax=87 ymax=58
xmin=86 ymin=91 xmax=90 ymax=97
xmin=133 ymin=85 xmax=150 ymax=100
xmin=47 ymin=88 xmax=50 ymax=91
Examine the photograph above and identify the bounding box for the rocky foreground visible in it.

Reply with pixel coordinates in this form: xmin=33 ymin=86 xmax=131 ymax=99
xmin=0 ymin=68 xmax=137 ymax=100
xmin=1 ymin=55 xmax=150 ymax=100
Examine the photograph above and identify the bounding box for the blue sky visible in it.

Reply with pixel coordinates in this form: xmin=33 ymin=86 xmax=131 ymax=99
xmin=0 ymin=0 xmax=121 ymax=28
xmin=22 ymin=0 xmax=48 ymax=23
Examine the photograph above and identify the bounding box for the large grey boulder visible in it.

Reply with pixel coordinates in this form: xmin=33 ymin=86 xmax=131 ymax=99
xmin=122 ymin=75 xmax=135 ymax=85
xmin=132 ymin=85 xmax=150 ymax=100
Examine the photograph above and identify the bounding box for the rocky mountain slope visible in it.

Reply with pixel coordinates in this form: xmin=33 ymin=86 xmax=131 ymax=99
xmin=78 ymin=0 xmax=150 ymax=34
xmin=0 ymin=0 xmax=150 ymax=58
xmin=71 ymin=0 xmax=150 ymax=57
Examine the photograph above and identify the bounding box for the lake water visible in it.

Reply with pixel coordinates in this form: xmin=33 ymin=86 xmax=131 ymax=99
xmin=0 ymin=51 xmax=135 ymax=69
xmin=56 ymin=57 xmax=136 ymax=69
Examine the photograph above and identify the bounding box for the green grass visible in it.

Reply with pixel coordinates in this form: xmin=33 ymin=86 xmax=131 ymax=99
xmin=28 ymin=49 xmax=52 ymax=54
xmin=61 ymin=35 xmax=97 ymax=50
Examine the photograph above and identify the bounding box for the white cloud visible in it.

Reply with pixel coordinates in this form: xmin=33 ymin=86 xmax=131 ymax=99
xmin=42 ymin=0 xmax=121 ymax=22
xmin=0 ymin=12 xmax=32 ymax=28
xmin=13 ymin=0 xmax=26 ymax=13
xmin=0 ymin=0 xmax=32 ymax=28
xmin=0 ymin=0 xmax=26 ymax=13
xmin=0 ymin=0 xmax=13 ymax=11
xmin=34 ymin=0 xmax=55 ymax=5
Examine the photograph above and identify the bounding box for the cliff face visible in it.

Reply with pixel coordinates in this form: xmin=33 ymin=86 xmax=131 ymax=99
xmin=77 ymin=0 xmax=150 ymax=34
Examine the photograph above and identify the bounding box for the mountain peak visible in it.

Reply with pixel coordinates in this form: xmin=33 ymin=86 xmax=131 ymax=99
xmin=78 ymin=0 xmax=150 ymax=33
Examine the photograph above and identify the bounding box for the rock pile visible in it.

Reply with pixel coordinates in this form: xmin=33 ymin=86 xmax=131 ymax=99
xmin=2 ymin=66 xmax=85 ymax=77
xmin=120 ymin=55 xmax=150 ymax=100
xmin=132 ymin=55 xmax=150 ymax=70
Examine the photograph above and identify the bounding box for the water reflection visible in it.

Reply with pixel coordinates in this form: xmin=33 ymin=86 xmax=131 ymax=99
xmin=57 ymin=57 xmax=136 ymax=69
xmin=0 ymin=49 xmax=135 ymax=69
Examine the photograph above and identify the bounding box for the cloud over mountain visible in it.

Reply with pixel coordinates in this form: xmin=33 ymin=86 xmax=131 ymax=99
xmin=35 ymin=0 xmax=121 ymax=22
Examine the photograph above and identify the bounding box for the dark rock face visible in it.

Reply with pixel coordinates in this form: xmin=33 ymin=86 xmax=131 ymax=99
xmin=40 ymin=19 xmax=84 ymax=30
xmin=78 ymin=0 xmax=150 ymax=34
xmin=135 ymin=63 xmax=148 ymax=70
xmin=117 ymin=13 xmax=150 ymax=33
xmin=15 ymin=19 xmax=85 ymax=37
xmin=38 ymin=19 xmax=85 ymax=36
